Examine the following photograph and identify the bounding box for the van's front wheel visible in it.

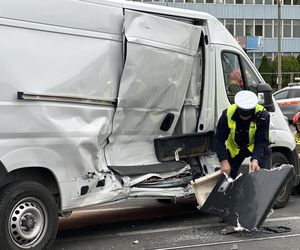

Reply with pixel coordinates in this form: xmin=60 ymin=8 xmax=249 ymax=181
xmin=0 ymin=182 xmax=58 ymax=250
xmin=272 ymin=152 xmax=292 ymax=209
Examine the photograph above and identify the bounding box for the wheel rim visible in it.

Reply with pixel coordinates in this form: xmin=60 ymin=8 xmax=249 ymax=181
xmin=8 ymin=197 xmax=48 ymax=249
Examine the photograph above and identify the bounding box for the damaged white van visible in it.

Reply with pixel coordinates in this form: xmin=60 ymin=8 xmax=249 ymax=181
xmin=0 ymin=0 xmax=298 ymax=249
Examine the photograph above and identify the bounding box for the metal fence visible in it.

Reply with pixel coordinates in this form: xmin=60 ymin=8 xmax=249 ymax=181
xmin=260 ymin=72 xmax=300 ymax=90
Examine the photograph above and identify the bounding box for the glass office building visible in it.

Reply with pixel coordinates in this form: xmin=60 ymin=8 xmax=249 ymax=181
xmin=129 ymin=0 xmax=300 ymax=68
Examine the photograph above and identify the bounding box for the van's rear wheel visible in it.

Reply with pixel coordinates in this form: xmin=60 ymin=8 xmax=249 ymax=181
xmin=0 ymin=182 xmax=58 ymax=250
xmin=272 ymin=152 xmax=292 ymax=209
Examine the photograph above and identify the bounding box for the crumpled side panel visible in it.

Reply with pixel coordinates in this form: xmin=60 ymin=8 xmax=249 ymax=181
xmin=105 ymin=11 xmax=202 ymax=166
xmin=0 ymin=22 xmax=123 ymax=177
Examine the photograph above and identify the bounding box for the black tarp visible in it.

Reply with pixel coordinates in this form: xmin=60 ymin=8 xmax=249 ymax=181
xmin=200 ymin=164 xmax=294 ymax=231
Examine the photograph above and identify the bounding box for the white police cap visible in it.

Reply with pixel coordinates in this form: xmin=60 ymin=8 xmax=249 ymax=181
xmin=234 ymin=90 xmax=258 ymax=110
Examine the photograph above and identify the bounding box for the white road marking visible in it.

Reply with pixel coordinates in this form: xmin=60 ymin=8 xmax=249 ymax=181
xmin=267 ymin=216 xmax=300 ymax=222
xmin=151 ymin=233 xmax=300 ymax=250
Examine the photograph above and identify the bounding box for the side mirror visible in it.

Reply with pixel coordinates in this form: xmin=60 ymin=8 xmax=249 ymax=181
xmin=257 ymin=84 xmax=275 ymax=112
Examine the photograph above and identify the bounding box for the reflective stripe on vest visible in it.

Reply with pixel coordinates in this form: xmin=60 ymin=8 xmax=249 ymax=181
xmin=226 ymin=104 xmax=264 ymax=158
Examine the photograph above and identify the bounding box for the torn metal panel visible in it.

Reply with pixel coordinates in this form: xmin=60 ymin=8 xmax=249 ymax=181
xmin=200 ymin=164 xmax=294 ymax=231
xmin=109 ymin=161 xmax=187 ymax=176
xmin=129 ymin=165 xmax=191 ymax=187
xmin=105 ymin=10 xmax=202 ymax=167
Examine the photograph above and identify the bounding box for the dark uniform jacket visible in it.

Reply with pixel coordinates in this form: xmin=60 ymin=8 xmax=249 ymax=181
xmin=215 ymin=108 xmax=270 ymax=163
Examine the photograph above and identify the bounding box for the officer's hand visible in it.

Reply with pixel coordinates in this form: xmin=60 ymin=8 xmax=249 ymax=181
xmin=220 ymin=160 xmax=231 ymax=176
xmin=250 ymin=159 xmax=260 ymax=172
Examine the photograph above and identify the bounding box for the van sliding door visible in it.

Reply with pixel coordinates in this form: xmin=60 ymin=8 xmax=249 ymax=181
xmin=105 ymin=10 xmax=202 ymax=167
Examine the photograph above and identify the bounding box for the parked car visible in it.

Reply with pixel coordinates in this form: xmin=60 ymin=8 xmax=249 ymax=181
xmin=273 ymin=83 xmax=300 ymax=122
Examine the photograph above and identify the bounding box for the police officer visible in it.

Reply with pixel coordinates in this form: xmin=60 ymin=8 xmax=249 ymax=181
xmin=215 ymin=90 xmax=270 ymax=178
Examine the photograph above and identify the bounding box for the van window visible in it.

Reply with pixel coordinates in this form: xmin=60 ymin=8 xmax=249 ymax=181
xmin=221 ymin=52 xmax=245 ymax=103
xmin=241 ymin=60 xmax=261 ymax=93
xmin=222 ymin=51 xmax=261 ymax=104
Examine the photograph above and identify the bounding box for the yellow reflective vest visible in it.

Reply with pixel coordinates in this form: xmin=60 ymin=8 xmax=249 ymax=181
xmin=226 ymin=104 xmax=265 ymax=158
xmin=295 ymin=132 xmax=300 ymax=145
xmin=295 ymin=132 xmax=300 ymax=154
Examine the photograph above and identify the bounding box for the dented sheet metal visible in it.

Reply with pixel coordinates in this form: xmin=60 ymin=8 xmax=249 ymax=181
xmin=200 ymin=164 xmax=294 ymax=231
xmin=105 ymin=10 xmax=202 ymax=167
xmin=0 ymin=18 xmax=123 ymax=185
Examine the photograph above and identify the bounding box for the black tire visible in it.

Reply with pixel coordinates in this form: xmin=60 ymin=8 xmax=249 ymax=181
xmin=272 ymin=152 xmax=292 ymax=209
xmin=0 ymin=182 xmax=58 ymax=250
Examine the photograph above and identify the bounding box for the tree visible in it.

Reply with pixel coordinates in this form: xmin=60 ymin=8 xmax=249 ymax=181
xmin=258 ymin=56 xmax=272 ymax=86
xmin=271 ymin=56 xmax=300 ymax=88
xmin=297 ymin=55 xmax=300 ymax=67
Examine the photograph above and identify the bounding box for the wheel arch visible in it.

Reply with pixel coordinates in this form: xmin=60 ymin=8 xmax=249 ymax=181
xmin=271 ymin=146 xmax=300 ymax=186
xmin=0 ymin=163 xmax=61 ymax=210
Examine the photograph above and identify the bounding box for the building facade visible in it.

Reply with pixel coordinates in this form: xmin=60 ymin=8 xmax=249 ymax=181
xmin=129 ymin=0 xmax=300 ymax=68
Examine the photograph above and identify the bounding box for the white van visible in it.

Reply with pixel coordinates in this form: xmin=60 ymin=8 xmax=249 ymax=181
xmin=0 ymin=0 xmax=298 ymax=249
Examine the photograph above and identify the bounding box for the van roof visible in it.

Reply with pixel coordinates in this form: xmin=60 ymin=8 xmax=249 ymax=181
xmin=0 ymin=0 xmax=240 ymax=49
xmin=84 ymin=0 xmax=240 ymax=48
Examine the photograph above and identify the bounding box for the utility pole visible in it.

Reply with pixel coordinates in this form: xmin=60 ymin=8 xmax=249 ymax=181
xmin=277 ymin=0 xmax=282 ymax=90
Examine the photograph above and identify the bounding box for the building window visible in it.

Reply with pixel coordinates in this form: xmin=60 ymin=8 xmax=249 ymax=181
xmin=247 ymin=52 xmax=254 ymax=63
xmin=255 ymin=19 xmax=263 ymax=36
xmin=226 ymin=0 xmax=234 ymax=4
xmin=195 ymin=0 xmax=204 ymax=2
xmin=236 ymin=0 xmax=244 ymax=3
xmin=284 ymin=0 xmax=291 ymax=4
xmin=245 ymin=19 xmax=254 ymax=36
xmin=264 ymin=20 xmax=272 ymax=37
xmin=294 ymin=0 xmax=300 ymax=4
xmin=218 ymin=18 xmax=225 ymax=25
xmin=255 ymin=0 xmax=263 ymax=3
xmin=283 ymin=20 xmax=291 ymax=37
xmin=236 ymin=19 xmax=244 ymax=36
xmin=245 ymin=0 xmax=254 ymax=3
xmin=264 ymin=52 xmax=273 ymax=63
xmin=294 ymin=20 xmax=300 ymax=37
xmin=254 ymin=53 xmax=263 ymax=68
xmin=226 ymin=19 xmax=234 ymax=35
xmin=265 ymin=0 xmax=273 ymax=4
xmin=206 ymin=0 xmax=214 ymax=3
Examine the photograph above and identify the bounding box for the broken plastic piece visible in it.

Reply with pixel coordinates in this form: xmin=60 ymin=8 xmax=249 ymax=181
xmin=201 ymin=164 xmax=294 ymax=231
xmin=221 ymin=225 xmax=237 ymax=235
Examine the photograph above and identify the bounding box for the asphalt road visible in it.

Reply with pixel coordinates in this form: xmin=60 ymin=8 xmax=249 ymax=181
xmin=53 ymin=195 xmax=300 ymax=250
